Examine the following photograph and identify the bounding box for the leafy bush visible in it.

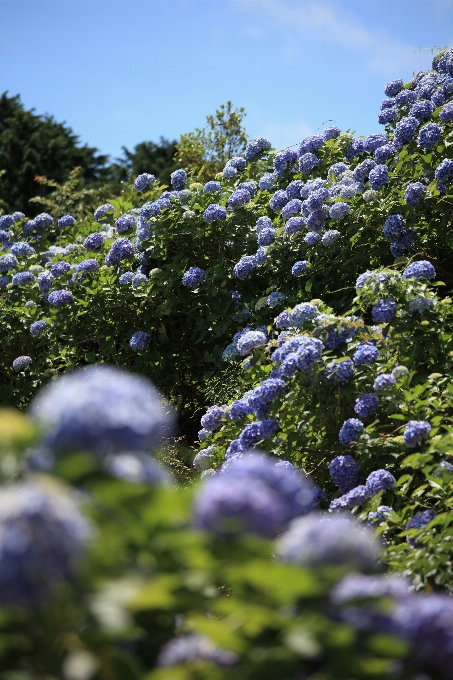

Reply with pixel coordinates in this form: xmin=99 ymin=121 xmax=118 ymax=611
xmin=0 ymin=47 xmax=453 ymax=678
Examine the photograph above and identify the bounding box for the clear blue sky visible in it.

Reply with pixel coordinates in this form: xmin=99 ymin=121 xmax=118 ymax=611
xmin=1 ymin=0 xmax=452 ymax=161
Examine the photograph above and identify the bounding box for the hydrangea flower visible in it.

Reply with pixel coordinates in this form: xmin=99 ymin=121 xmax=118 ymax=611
xmin=269 ymin=189 xmax=289 ymax=211
xmin=298 ymin=134 xmax=325 ymax=155
xmin=37 ymin=271 xmax=53 ymax=292
xmin=339 ymin=418 xmax=364 ymax=446
xmin=408 ymin=296 xmax=434 ymax=314
xmin=267 ymin=291 xmax=286 ymax=308
xmin=325 ymin=359 xmax=355 ymax=385
xmin=354 ymin=393 xmax=379 ymax=418
xmin=158 ymin=634 xmax=237 ymax=668
xmin=373 ymin=374 xmax=396 ymax=391
xmin=74 ymin=259 xmax=98 ymax=274
xmin=115 ymin=214 xmax=136 ymax=234
xmin=233 ymin=255 xmax=257 ymax=280
xmin=105 ymin=238 xmax=133 ymax=266
xmin=403 ymin=260 xmax=436 ymax=280
xmin=236 ymin=330 xmax=267 ymax=355
xmin=395 ymin=90 xmax=417 ymax=107
xmin=193 ymin=447 xmax=215 ymax=472
xmin=0 ymin=479 xmax=92 ymax=605
xmin=83 ymin=232 xmax=104 ymax=250
xmin=105 ymin=452 xmax=172 ymax=485
xmin=129 ymin=331 xmax=151 ymax=352
xmin=284 ymin=216 xmax=306 ymax=234
xmin=353 ymin=159 xmax=377 ymax=182
xmin=366 ymin=469 xmax=396 ymax=496
xmin=0 ymin=215 xmax=14 ymax=229
xmin=134 ymin=173 xmax=156 ymax=191
xmin=390 ymin=227 xmax=418 ymax=257
xmin=329 ymin=455 xmax=360 ymax=493
xmin=384 ymin=79 xmax=404 ymax=97
xmin=298 ymin=152 xmax=319 ymax=174
xmin=374 ymin=143 xmax=397 ymax=163
xmin=372 ymin=298 xmax=397 ymax=324
xmin=182 ymin=266 xmax=205 ymax=289
xmin=368 ymin=164 xmax=389 ymax=191
xmin=0 ymin=275 xmax=8 ymax=287
xmin=403 ymin=420 xmax=431 ymax=447
xmin=201 ymin=405 xmax=226 ymax=432
xmin=13 ymin=355 xmax=32 ymax=371
xmin=0 ymin=253 xmax=18 ymax=272
xmin=245 ymin=137 xmax=272 ymax=160
xmin=278 ymin=513 xmax=379 ymax=570
xmin=322 ymin=126 xmax=340 ymax=140
xmin=288 ymin=303 xmax=317 ymax=327
xmin=411 ymin=99 xmax=434 ymax=121
xmin=170 ymin=168 xmax=187 ymax=191
xmin=227 ymin=188 xmax=251 ymax=209
xmin=34 ymin=212 xmax=54 ymax=229
xmin=57 ymin=215 xmax=76 ymax=229
xmin=291 ymin=260 xmax=309 ymax=276
xmin=203 ymin=180 xmax=221 ymax=193
xmin=378 ymin=108 xmax=398 ymax=125
xmin=404 ymin=182 xmax=426 ymax=206
xmin=304 ymin=231 xmax=322 ymax=245
xmin=321 ymin=230 xmax=341 ymax=246
xmin=258 ymin=173 xmax=275 ymax=191
xmin=329 ymin=202 xmax=350 ymax=220
xmin=48 ymin=289 xmax=74 ymax=307
xmin=273 ymin=148 xmax=297 ymax=176
xmin=30 ymin=320 xmax=47 ymax=337
xmin=417 ymin=122 xmax=442 ymax=150
xmin=353 ymin=342 xmax=380 ymax=365
xmin=203 ymin=203 xmax=227 ymax=222
xmin=94 ymin=203 xmax=115 ymax=222
xmin=281 ymin=199 xmax=303 ymax=219
xmin=434 ymin=158 xmax=453 ymax=183
xmin=257 ymin=227 xmax=276 ymax=246
xmin=50 ymin=261 xmax=71 ymax=278
xmin=363 ymin=134 xmax=388 ymax=153
xmin=393 ymin=116 xmax=419 ymax=146
xmin=12 ymin=271 xmax=35 ymax=286
xmin=286 ymin=179 xmax=304 ymax=198
xmin=383 ymin=214 xmax=405 ymax=240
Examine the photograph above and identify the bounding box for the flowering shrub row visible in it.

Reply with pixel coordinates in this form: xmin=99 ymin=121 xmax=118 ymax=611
xmin=0 ymin=47 xmax=453 ymax=677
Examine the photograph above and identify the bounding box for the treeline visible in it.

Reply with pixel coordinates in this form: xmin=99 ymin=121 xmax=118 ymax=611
xmin=0 ymin=93 xmax=248 ymax=215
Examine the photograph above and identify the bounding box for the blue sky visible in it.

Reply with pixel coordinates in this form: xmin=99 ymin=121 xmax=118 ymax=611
xmin=1 ymin=0 xmax=452 ymax=161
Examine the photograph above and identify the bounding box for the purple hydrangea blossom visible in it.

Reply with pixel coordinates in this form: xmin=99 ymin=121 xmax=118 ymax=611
xmin=281 ymin=199 xmax=303 ymax=219
xmin=411 ymin=100 xmax=435 ymax=121
xmin=354 ymin=393 xmax=379 ymax=418
xmin=373 ymin=374 xmax=396 ymax=391
xmin=403 ymin=420 xmax=431 ymax=447
xmin=203 ymin=180 xmax=222 ymax=194
xmin=322 ymin=126 xmax=340 ymax=140
xmin=417 ymin=122 xmax=442 ymax=150
xmin=384 ymin=79 xmax=404 ymax=97
xmin=404 ymin=182 xmax=426 ymax=206
xmin=83 ymin=232 xmax=105 ymax=250
xmin=0 ymin=480 xmax=92 ymax=606
xmin=393 ymin=116 xmax=419 ymax=146
xmin=278 ymin=513 xmax=379 ymax=570
xmin=30 ymin=320 xmax=48 ymax=337
xmin=182 ymin=266 xmax=205 ymax=289
xmin=288 ymin=303 xmax=317 ymax=327
xmin=292 ymin=260 xmax=309 ymax=276
xmin=434 ymin=158 xmax=453 ymax=184
xmin=258 ymin=173 xmax=276 ymax=191
xmin=0 ymin=253 xmax=18 ymax=272
xmin=298 ymin=152 xmax=319 ymax=174
xmin=321 ymin=230 xmax=341 ymax=246
xmin=201 ymin=405 xmax=226 ymax=432
xmin=329 ymin=202 xmax=350 ymax=220
xmin=353 ymin=342 xmax=380 ymax=365
xmin=158 ymin=634 xmax=237 ymax=668
xmin=134 ymin=173 xmax=156 ymax=191
xmin=57 ymin=215 xmax=76 ymax=229
xmin=298 ymin=134 xmax=325 ymax=155
xmin=31 ymin=364 xmax=173 ymax=456
xmin=236 ymin=330 xmax=267 ymax=355
xmin=12 ymin=355 xmax=32 ymax=371
xmin=233 ymin=255 xmax=257 ymax=280
xmin=286 ymin=179 xmax=304 ymax=198
xmin=257 ymin=227 xmax=276 ymax=246
xmin=105 ymin=238 xmax=133 ymax=266
xmin=403 ymin=260 xmax=436 ymax=280
xmin=339 ymin=418 xmax=364 ymax=446
xmin=48 ymin=290 xmax=74 ymax=307
xmin=372 ymin=298 xmax=397 ymax=324
xmin=440 ymin=102 xmax=453 ymax=123
xmin=94 ymin=203 xmax=115 ymax=222
xmin=203 ymin=203 xmax=227 ymax=222
xmin=245 ymin=137 xmax=272 ymax=160
xmin=383 ymin=214 xmax=405 ymax=240
xmin=129 ymin=331 xmax=151 ymax=352
xmin=329 ymin=455 xmax=360 ymax=493
xmin=284 ymin=216 xmax=306 ymax=234
xmin=269 ymin=189 xmax=289 ymax=211
xmin=37 ymin=271 xmax=53 ymax=292
xmin=395 ymin=90 xmax=417 ymax=107
xmin=228 ymin=188 xmax=251 ymax=209
xmin=374 ymin=143 xmax=397 ymax=163
xmin=378 ymin=108 xmax=398 ymax=125
xmin=12 ymin=271 xmax=35 ymax=285
xmin=115 ymin=214 xmax=136 ymax=234
xmin=366 ymin=469 xmax=396 ymax=496
xmin=170 ymin=168 xmax=187 ymax=191
xmin=193 ymin=447 xmax=215 ymax=472
xmin=325 ymin=359 xmax=355 ymax=385
xmin=353 ymin=159 xmax=377 ymax=182
xmin=368 ymin=164 xmax=389 ymax=191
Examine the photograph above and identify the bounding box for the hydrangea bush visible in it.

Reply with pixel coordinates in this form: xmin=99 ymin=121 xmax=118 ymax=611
xmin=0 ymin=47 xmax=453 ymax=677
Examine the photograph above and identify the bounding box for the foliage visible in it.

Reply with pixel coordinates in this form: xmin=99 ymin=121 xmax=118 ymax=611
xmin=177 ymin=101 xmax=248 ymax=179
xmin=114 ymin=137 xmax=179 ymax=187
xmin=0 ymin=93 xmax=110 ymax=215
